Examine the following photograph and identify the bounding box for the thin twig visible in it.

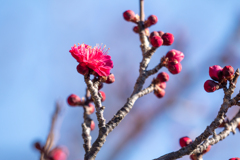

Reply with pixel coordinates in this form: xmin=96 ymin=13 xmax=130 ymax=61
xmin=192 ymin=109 xmax=240 ymax=155
xmin=40 ymin=103 xmax=62 ymax=160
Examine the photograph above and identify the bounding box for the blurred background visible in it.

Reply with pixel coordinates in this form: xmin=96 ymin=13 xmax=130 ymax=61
xmin=1 ymin=0 xmax=240 ymax=159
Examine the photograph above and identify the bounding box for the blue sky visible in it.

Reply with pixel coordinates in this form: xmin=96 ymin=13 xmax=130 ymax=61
xmin=0 ymin=0 xmax=240 ymax=160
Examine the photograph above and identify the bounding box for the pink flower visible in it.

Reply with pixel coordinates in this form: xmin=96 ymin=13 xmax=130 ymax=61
xmin=69 ymin=44 xmax=113 ymax=76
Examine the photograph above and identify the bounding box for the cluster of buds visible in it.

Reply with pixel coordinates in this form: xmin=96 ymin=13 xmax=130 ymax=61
xmin=179 ymin=137 xmax=211 ymax=160
xmin=229 ymin=158 xmax=240 ymax=160
xmin=123 ymin=10 xmax=139 ymax=23
xmin=123 ymin=10 xmax=159 ymax=36
xmin=153 ymin=72 xmax=169 ymax=98
xmin=34 ymin=142 xmax=68 ymax=160
xmin=149 ymin=31 xmax=174 ymax=48
xmin=162 ymin=49 xmax=184 ymax=74
xmin=204 ymin=65 xmax=234 ymax=93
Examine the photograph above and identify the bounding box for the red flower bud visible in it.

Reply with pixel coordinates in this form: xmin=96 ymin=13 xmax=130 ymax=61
xmin=133 ymin=26 xmax=149 ymax=35
xmin=204 ymin=80 xmax=220 ymax=93
xmin=34 ymin=142 xmax=42 ymax=151
xmin=67 ymin=94 xmax=81 ymax=106
xmin=190 ymin=154 xmax=197 ymax=160
xmin=123 ymin=10 xmax=135 ymax=21
xmin=166 ymin=49 xmax=184 ymax=62
xmin=106 ymin=73 xmax=115 ymax=84
xmin=99 ymin=91 xmax=106 ymax=102
xmin=202 ymin=145 xmax=211 ymax=154
xmin=229 ymin=158 xmax=240 ymax=160
xmin=86 ymin=103 xmax=95 ymax=114
xmin=133 ymin=26 xmax=139 ymax=33
xmin=76 ymin=63 xmax=89 ymax=75
xmin=157 ymin=82 xmax=166 ymax=89
xmin=158 ymin=31 xmax=165 ymax=37
xmin=90 ymin=120 xmax=95 ymax=131
xmin=98 ymin=82 xmax=103 ymax=90
xmin=209 ymin=65 xmax=223 ymax=81
xmin=49 ymin=147 xmax=68 ymax=160
xmin=150 ymin=36 xmax=163 ymax=48
xmin=162 ymin=33 xmax=174 ymax=46
xmin=149 ymin=31 xmax=160 ymax=39
xmin=237 ymin=121 xmax=240 ymax=131
xmin=167 ymin=61 xmax=182 ymax=74
xmin=148 ymin=15 xmax=158 ymax=25
xmin=222 ymin=65 xmax=234 ymax=80
xmin=179 ymin=136 xmax=192 ymax=147
xmin=218 ymin=119 xmax=229 ymax=128
xmin=157 ymin=72 xmax=169 ymax=82
xmin=154 ymin=87 xmax=165 ymax=98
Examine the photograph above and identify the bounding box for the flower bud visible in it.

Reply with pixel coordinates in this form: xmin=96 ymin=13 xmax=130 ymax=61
xmin=99 ymin=91 xmax=106 ymax=102
xmin=157 ymin=72 xmax=169 ymax=82
xmin=133 ymin=26 xmax=139 ymax=33
xmin=86 ymin=103 xmax=95 ymax=114
xmin=204 ymin=80 xmax=220 ymax=92
xmin=190 ymin=154 xmax=197 ymax=160
xmin=229 ymin=158 xmax=240 ymax=160
xmin=202 ymin=145 xmax=211 ymax=154
xmin=123 ymin=10 xmax=135 ymax=21
xmin=158 ymin=31 xmax=165 ymax=37
xmin=49 ymin=147 xmax=69 ymax=160
xmin=34 ymin=142 xmax=42 ymax=151
xmin=148 ymin=15 xmax=158 ymax=25
xmin=154 ymin=87 xmax=165 ymax=98
xmin=222 ymin=65 xmax=234 ymax=80
xmin=166 ymin=49 xmax=184 ymax=62
xmin=237 ymin=121 xmax=240 ymax=131
xmin=67 ymin=94 xmax=81 ymax=106
xmin=179 ymin=136 xmax=192 ymax=147
xmin=98 ymin=82 xmax=103 ymax=90
xmin=209 ymin=65 xmax=223 ymax=81
xmin=150 ymin=36 xmax=163 ymax=48
xmin=76 ymin=63 xmax=89 ymax=75
xmin=162 ymin=33 xmax=174 ymax=46
xmin=167 ymin=61 xmax=182 ymax=74
xmin=133 ymin=26 xmax=149 ymax=35
xmin=105 ymin=73 xmax=115 ymax=84
xmin=90 ymin=120 xmax=95 ymax=131
xmin=149 ymin=31 xmax=160 ymax=39
xmin=157 ymin=82 xmax=166 ymax=89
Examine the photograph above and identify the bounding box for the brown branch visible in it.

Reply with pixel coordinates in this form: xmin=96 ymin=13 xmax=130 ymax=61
xmin=40 ymin=103 xmax=62 ymax=160
xmin=192 ymin=109 xmax=240 ymax=155
xmin=82 ymin=105 xmax=92 ymax=154
xmin=84 ymin=74 xmax=106 ymax=129
xmin=83 ymin=1 xmax=162 ymax=159
xmin=154 ymin=69 xmax=240 ymax=160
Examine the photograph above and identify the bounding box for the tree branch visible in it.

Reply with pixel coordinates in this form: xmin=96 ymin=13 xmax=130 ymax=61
xmin=154 ymin=69 xmax=240 ymax=160
xmin=192 ymin=109 xmax=240 ymax=155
